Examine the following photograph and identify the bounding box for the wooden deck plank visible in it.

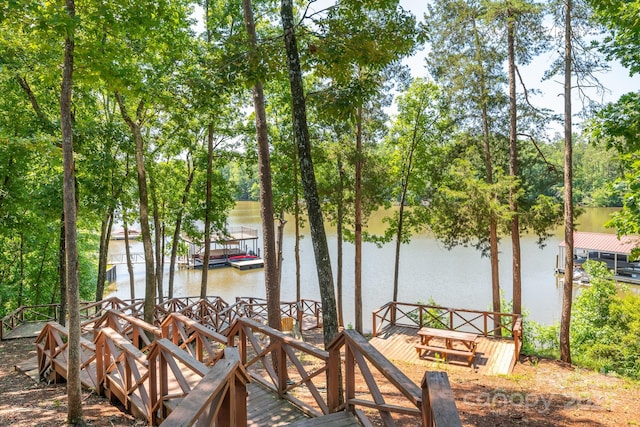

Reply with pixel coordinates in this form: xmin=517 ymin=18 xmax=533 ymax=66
xmin=247 ymin=382 xmax=310 ymax=426
xmin=369 ymin=326 xmax=517 ymax=376
xmin=3 ymin=321 xmax=48 ymax=340
xmin=286 ymin=411 xmax=361 ymax=426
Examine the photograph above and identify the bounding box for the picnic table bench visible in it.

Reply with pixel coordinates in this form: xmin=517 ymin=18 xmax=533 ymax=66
xmin=415 ymin=327 xmax=478 ymax=366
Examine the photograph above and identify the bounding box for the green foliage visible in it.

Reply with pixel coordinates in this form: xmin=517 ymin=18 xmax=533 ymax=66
xmin=570 ymin=260 xmax=640 ymax=379
xmin=589 ymin=0 xmax=640 ymax=75
xmin=523 ymin=321 xmax=560 ymax=358
xmin=407 ymin=299 xmax=448 ymax=329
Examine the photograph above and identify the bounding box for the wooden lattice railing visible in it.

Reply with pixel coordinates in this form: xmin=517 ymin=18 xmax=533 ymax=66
xmin=1 ymin=304 xmax=60 ymax=340
xmin=155 ymin=346 xmax=249 ymax=426
xmin=35 ymin=322 xmax=98 ymax=389
xmin=373 ymin=301 xmax=524 ymax=367
xmin=330 ymin=329 xmax=424 ymax=425
xmin=227 ymin=317 xmax=332 ymax=416
xmin=92 ymin=309 xmax=162 ymax=351
xmin=161 ymin=312 xmax=227 ymax=365
xmin=33 ymin=298 xmax=464 ymax=426
xmin=95 ymin=327 xmax=151 ymax=420
xmin=236 ymin=296 xmax=323 ymax=330
xmin=373 ymin=302 xmax=520 ymax=337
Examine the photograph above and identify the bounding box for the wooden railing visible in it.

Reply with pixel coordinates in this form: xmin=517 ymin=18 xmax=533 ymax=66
xmin=236 ymin=297 xmax=323 ymax=330
xmin=227 ymin=317 xmax=332 ymax=417
xmin=35 ymin=322 xmax=98 ymax=390
xmin=161 ymin=313 xmax=227 ymax=365
xmin=421 ymin=372 xmax=462 ymax=427
xmin=1 ymin=304 xmax=59 ymax=340
xmin=92 ymin=309 xmax=162 ymax=351
xmin=155 ymin=296 xmax=229 ymax=324
xmin=373 ymin=301 xmax=521 ymax=338
xmin=95 ymin=327 xmax=152 ymax=420
xmin=2 ymin=296 xmax=230 ymax=340
xmin=156 ymin=346 xmax=249 ymax=426
xmin=33 ymin=299 xmax=464 ymax=426
xmin=330 ymin=329 xmax=423 ymax=426
xmin=148 ymin=337 xmax=210 ymax=424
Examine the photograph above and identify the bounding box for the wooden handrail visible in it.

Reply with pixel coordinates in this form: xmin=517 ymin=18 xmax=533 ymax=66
xmin=34 ymin=297 xmax=465 ymax=425
xmin=159 ymin=347 xmax=249 ymax=427
xmin=373 ymin=301 xmax=520 ymax=339
xmin=92 ymin=309 xmax=161 ymax=351
xmin=1 ymin=304 xmax=60 ymax=339
xmin=227 ymin=317 xmax=331 ymax=416
xmin=34 ymin=322 xmax=98 ymax=388
xmin=329 ymin=329 xmax=423 ymax=426
xmin=421 ymin=371 xmax=462 ymax=427
xmin=161 ymin=313 xmax=227 ymax=365
xmin=94 ymin=327 xmax=151 ymax=419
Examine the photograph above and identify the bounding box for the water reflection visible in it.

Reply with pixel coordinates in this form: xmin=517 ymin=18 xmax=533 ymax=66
xmin=107 ymin=203 xmax=625 ymax=332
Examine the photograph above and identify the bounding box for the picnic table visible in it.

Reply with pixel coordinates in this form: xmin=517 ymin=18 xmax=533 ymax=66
xmin=415 ymin=327 xmax=478 ymax=366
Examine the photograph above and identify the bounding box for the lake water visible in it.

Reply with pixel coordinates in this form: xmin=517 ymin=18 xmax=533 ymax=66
xmin=107 ymin=202 xmax=624 ymax=332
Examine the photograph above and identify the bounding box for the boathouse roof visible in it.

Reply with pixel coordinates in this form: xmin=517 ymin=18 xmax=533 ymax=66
xmin=560 ymin=231 xmax=640 ymax=254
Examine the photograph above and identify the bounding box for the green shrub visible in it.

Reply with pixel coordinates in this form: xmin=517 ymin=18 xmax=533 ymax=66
xmin=570 ymin=260 xmax=640 ymax=379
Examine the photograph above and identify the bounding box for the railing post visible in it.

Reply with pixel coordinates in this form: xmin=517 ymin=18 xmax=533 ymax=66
xmin=421 ymin=374 xmax=433 ymax=427
xmin=95 ymin=333 xmax=105 ymax=396
xmin=391 ymin=301 xmax=397 ymax=326
xmin=148 ymin=344 xmax=158 ymax=425
xmin=484 ymin=313 xmax=488 ymax=337
xmin=327 ymin=338 xmax=342 ymax=413
xmin=277 ymin=343 xmax=287 ymax=398
xmin=344 ymin=338 xmax=355 ymax=412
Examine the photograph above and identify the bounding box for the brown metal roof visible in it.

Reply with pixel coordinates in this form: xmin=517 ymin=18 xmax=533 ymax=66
xmin=559 ymin=231 xmax=640 ymax=254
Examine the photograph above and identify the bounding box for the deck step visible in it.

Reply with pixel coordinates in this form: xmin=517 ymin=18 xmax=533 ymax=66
xmin=286 ymin=411 xmax=361 ymax=426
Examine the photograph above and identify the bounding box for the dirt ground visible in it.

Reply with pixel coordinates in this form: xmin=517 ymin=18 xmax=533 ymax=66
xmin=1 ymin=336 xmax=639 ymax=426
xmin=0 ymin=338 xmax=141 ymax=426
xmin=396 ymin=354 xmax=640 ymax=426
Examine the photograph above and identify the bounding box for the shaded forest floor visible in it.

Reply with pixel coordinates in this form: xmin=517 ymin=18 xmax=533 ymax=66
xmin=1 ymin=336 xmax=639 ymax=426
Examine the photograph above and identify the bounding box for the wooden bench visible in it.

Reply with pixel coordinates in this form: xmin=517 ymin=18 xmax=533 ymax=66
xmin=416 ymin=327 xmax=478 ymax=366
xmin=415 ymin=344 xmax=476 ymax=365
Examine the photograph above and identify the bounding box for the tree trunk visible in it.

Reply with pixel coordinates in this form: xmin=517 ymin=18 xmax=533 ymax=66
xmin=200 ymin=124 xmax=214 ymax=299
xmin=281 ymin=0 xmax=339 ymax=347
xmin=168 ymin=160 xmax=195 ymax=299
xmin=123 ymin=214 xmax=135 ymax=300
xmin=473 ymin=17 xmax=501 ymax=336
xmin=58 ymin=215 xmax=66 ymax=326
xmin=393 ymin=103 xmax=421 ymax=303
xmin=153 ymin=201 xmax=164 ymax=303
xmin=507 ymin=7 xmax=522 ymax=316
xmin=336 ymin=155 xmax=344 ymax=327
xmin=19 ymin=233 xmax=24 ymax=307
xmin=115 ymin=94 xmax=156 ymax=325
xmin=243 ymin=0 xmax=280 ymax=331
xmin=276 ymin=214 xmax=286 ymax=290
xmin=96 ymin=211 xmax=114 ymax=302
xmin=294 ymin=152 xmax=301 ymax=303
xmin=354 ymin=106 xmax=363 ymax=333
xmin=560 ymin=0 xmax=574 ymax=364
xmin=60 ymin=0 xmax=83 ymax=421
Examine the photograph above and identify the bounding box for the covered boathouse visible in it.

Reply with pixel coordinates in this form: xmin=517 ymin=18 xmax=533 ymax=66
xmin=556 ymin=231 xmax=640 ymax=284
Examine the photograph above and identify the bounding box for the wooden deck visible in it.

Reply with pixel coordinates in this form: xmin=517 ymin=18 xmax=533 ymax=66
xmin=246 ymin=382 xmax=311 ymax=426
xmin=16 ymin=355 xmax=359 ymax=426
xmin=3 ymin=321 xmax=48 ymax=340
xmin=370 ymin=325 xmax=516 ymax=375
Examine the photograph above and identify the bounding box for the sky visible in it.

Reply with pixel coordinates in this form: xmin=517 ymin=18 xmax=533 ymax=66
xmin=397 ymin=0 xmax=640 ymax=136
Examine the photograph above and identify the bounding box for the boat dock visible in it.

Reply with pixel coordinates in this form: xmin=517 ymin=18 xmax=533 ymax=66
xmin=229 ymin=258 xmax=264 ymax=270
xmin=556 ymin=231 xmax=640 ymax=284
